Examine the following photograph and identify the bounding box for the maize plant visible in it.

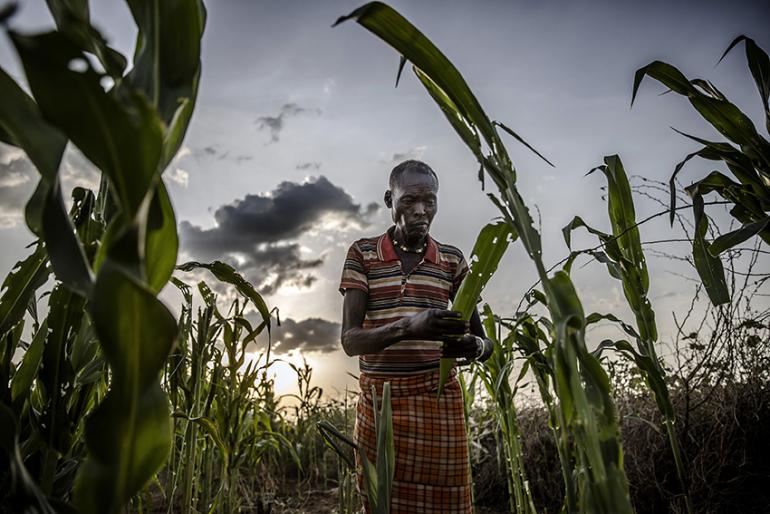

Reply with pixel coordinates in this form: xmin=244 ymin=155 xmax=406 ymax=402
xmin=161 ymin=262 xmax=286 ymax=513
xmin=475 ymin=304 xmax=537 ymax=514
xmin=335 ymin=3 xmax=634 ymax=512
xmin=632 ymin=35 xmax=770 ymax=305
xmin=318 ymin=382 xmax=394 ymax=514
xmin=563 ymin=154 xmax=692 ymax=513
xmin=0 ymin=1 xmax=216 ymax=512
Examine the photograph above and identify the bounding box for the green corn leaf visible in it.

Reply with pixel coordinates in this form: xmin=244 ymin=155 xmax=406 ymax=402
xmin=317 ymin=420 xmax=357 ymax=470
xmin=144 ymin=180 xmax=178 ymax=293
xmin=76 ymin=382 xmax=172 ymax=514
xmin=12 ymin=30 xmax=164 ymax=219
xmin=0 ymin=243 xmax=49 ymax=337
xmin=41 ymin=177 xmax=94 ymax=296
xmin=590 ymin=155 xmax=657 ymax=341
xmin=0 ymin=404 xmax=58 ymax=514
xmin=633 ymin=59 xmax=770 ymax=172
xmin=10 ymin=320 xmax=47 ymax=403
xmin=585 ymin=312 xmax=640 ymax=340
xmin=686 ymin=178 xmax=731 ymax=305
xmin=76 ymin=259 xmax=177 ymax=513
xmin=334 ymin=1 xmax=511 ymax=183
xmin=125 ymin=0 xmax=207 ymax=169
xmin=0 ymin=65 xmax=93 ymax=294
xmin=719 ymin=35 xmax=770 ymax=133
xmin=413 ymin=67 xmax=484 ymax=164
xmin=172 ymin=413 xmax=229 ymax=460
xmin=0 ymin=67 xmax=65 ymax=181
xmin=177 ymin=260 xmax=272 ymax=335
xmin=375 ymin=382 xmax=394 ymax=513
xmin=439 ymin=222 xmax=516 ymax=396
xmin=39 ymin=285 xmax=85 ymax=456
xmin=670 ymin=129 xmax=764 ymax=190
xmin=494 ymin=120 xmax=555 ymax=167
xmin=632 ymin=60 xmax=696 ymax=102
xmin=44 ymin=0 xmax=127 ymax=77
xmin=709 ymin=216 xmax=770 ymax=255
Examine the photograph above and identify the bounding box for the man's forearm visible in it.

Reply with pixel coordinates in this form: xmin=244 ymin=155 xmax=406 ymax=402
xmin=341 ymin=317 xmax=411 ymax=356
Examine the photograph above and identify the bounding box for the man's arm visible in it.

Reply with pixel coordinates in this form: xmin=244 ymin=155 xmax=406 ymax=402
xmin=341 ymin=289 xmax=468 ymax=357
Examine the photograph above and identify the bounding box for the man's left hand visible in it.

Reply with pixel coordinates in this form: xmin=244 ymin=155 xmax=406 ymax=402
xmin=441 ymin=334 xmax=482 ymax=360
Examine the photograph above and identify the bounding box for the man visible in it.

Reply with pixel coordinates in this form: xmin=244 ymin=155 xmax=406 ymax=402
xmin=339 ymin=159 xmax=492 ymax=513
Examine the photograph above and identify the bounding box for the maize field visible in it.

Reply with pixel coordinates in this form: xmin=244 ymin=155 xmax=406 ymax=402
xmin=0 ymin=1 xmax=768 ymax=513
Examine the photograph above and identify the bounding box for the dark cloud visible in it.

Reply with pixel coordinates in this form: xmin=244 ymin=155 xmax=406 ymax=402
xmin=271 ymin=317 xmax=341 ymax=354
xmin=256 ymin=103 xmax=321 ymax=143
xmin=179 ymin=175 xmax=378 ymax=294
xmin=296 ymin=161 xmax=321 ymax=171
xmin=193 ymin=145 xmax=253 ymax=165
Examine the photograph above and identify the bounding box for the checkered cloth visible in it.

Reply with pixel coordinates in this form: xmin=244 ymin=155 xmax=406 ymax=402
xmin=355 ymin=369 xmax=473 ymax=513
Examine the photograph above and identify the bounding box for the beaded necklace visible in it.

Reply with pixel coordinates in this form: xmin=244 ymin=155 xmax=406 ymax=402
xmin=392 ymin=237 xmax=427 ymax=254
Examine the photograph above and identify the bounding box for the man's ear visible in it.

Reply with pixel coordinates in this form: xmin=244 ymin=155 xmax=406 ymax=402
xmin=384 ymin=190 xmax=393 ymax=208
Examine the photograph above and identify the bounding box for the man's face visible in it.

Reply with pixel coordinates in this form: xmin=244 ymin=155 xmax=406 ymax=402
xmin=388 ymin=169 xmax=438 ymax=242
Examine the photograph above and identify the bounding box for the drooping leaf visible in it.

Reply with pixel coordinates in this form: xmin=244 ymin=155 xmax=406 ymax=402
xmin=177 ymin=260 xmax=272 ymax=335
xmin=689 ymin=194 xmax=730 ymax=305
xmin=633 ymin=59 xmax=770 ymax=173
xmin=710 ymin=216 xmax=770 ymax=255
xmin=719 ymin=35 xmax=770 ymax=133
xmin=334 ymin=1 xmax=511 ymax=185
xmin=494 ymin=120 xmax=555 ymax=167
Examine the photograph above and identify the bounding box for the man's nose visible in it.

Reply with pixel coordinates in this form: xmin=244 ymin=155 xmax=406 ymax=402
xmin=413 ymin=202 xmax=427 ymax=215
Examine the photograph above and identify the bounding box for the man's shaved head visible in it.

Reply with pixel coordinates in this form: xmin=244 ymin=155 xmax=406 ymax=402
xmin=389 ymin=160 xmax=439 ymax=191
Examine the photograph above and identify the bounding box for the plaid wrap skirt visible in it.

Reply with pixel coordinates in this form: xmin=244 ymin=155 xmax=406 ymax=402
xmin=354 ymin=369 xmax=473 ymax=514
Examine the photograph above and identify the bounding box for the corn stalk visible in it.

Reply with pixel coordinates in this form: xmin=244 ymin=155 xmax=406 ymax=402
xmin=564 ymin=154 xmax=692 ymax=513
xmin=335 ymin=3 xmax=634 ymax=512
xmin=0 ymin=1 xmax=207 ymax=512
xmin=318 ymin=382 xmax=394 ymax=514
xmin=476 ymin=305 xmax=537 ymax=514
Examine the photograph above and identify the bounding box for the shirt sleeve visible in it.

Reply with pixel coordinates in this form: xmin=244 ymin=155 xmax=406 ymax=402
xmin=339 ymin=241 xmax=368 ymax=295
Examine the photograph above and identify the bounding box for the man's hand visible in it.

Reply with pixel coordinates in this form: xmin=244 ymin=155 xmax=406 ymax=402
xmin=441 ymin=334 xmax=482 ymax=360
xmin=406 ymin=309 xmax=468 ymax=340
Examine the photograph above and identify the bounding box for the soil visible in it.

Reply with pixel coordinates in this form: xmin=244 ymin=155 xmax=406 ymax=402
xmin=270 ymin=488 xmax=507 ymax=513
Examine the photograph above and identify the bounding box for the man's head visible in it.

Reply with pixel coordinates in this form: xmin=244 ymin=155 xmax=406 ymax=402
xmin=384 ymin=160 xmax=439 ymax=244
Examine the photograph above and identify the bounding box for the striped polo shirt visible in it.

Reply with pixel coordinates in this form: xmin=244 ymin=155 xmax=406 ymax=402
xmin=339 ymin=228 xmax=468 ymax=375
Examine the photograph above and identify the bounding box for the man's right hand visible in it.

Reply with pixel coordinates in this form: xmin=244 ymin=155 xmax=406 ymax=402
xmin=406 ymin=309 xmax=469 ymax=340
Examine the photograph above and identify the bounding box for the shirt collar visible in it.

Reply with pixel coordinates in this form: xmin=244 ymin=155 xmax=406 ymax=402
xmin=378 ymin=227 xmax=438 ymax=264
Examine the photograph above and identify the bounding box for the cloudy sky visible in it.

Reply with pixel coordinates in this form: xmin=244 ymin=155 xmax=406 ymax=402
xmin=0 ymin=0 xmax=768 ymax=397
